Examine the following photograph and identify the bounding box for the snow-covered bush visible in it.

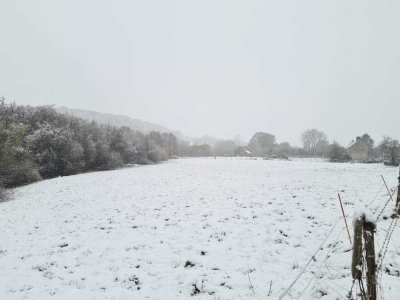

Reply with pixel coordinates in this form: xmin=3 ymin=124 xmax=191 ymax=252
xmin=147 ymin=144 xmax=168 ymax=163
xmin=0 ymin=122 xmax=42 ymax=187
xmin=6 ymin=160 xmax=42 ymax=187
xmin=325 ymin=142 xmax=351 ymax=162
xmin=26 ymin=124 xmax=84 ymax=178
xmin=109 ymin=151 xmax=124 ymax=169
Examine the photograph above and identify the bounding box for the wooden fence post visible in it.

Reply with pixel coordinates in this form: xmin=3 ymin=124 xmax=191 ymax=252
xmin=351 ymin=216 xmax=363 ymax=281
xmin=363 ymin=217 xmax=377 ymax=300
xmin=351 ymin=214 xmax=377 ymax=300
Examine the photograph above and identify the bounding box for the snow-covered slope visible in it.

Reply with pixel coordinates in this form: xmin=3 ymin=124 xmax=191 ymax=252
xmin=0 ymin=159 xmax=399 ymax=299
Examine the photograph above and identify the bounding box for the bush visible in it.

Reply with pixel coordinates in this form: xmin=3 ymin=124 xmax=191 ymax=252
xmin=147 ymin=145 xmax=168 ymax=163
xmin=6 ymin=161 xmax=42 ymax=187
xmin=0 ymin=187 xmax=5 ymax=202
xmin=109 ymin=151 xmax=124 ymax=169
xmin=136 ymin=157 xmax=154 ymax=165
xmin=0 ymin=177 xmax=6 ymax=202
xmin=325 ymin=142 xmax=352 ymax=162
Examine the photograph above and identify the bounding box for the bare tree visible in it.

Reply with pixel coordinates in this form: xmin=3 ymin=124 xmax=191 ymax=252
xmin=379 ymin=136 xmax=400 ymax=166
xmin=301 ymin=129 xmax=328 ymax=157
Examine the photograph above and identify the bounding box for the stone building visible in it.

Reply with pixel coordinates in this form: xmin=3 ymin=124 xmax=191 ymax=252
xmin=348 ymin=139 xmax=369 ymax=162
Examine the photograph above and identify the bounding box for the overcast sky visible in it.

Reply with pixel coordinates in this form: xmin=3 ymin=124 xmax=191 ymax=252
xmin=1 ymin=1 xmax=399 ymax=146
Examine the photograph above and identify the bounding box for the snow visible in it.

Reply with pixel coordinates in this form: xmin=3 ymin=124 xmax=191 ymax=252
xmin=1 ymin=158 xmax=399 ymax=299
xmin=352 ymin=208 xmax=376 ymax=225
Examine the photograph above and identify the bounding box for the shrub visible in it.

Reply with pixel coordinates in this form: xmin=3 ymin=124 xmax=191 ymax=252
xmin=136 ymin=157 xmax=154 ymax=165
xmin=0 ymin=187 xmax=5 ymax=202
xmin=147 ymin=145 xmax=168 ymax=163
xmin=325 ymin=142 xmax=352 ymax=162
xmin=109 ymin=151 xmax=124 ymax=169
xmin=0 ymin=177 xmax=6 ymax=202
xmin=6 ymin=161 xmax=42 ymax=187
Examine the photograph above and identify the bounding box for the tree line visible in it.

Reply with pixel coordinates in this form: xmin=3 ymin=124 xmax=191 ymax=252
xmin=1 ymin=100 xmax=399 ymax=199
xmin=299 ymin=129 xmax=399 ymax=165
xmin=0 ymin=100 xmax=180 ymax=193
xmin=180 ymin=129 xmax=399 ymax=166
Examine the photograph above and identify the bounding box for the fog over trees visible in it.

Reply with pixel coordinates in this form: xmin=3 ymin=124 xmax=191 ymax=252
xmin=1 ymin=100 xmax=399 ymax=194
xmin=213 ymin=140 xmax=237 ymax=157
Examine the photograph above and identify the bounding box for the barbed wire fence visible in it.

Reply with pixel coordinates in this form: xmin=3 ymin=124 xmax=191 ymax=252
xmin=278 ymin=168 xmax=400 ymax=300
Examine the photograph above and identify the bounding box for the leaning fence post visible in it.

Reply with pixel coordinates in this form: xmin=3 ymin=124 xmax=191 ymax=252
xmin=338 ymin=193 xmax=352 ymax=245
xmin=363 ymin=217 xmax=377 ymax=300
xmin=351 ymin=216 xmax=363 ymax=281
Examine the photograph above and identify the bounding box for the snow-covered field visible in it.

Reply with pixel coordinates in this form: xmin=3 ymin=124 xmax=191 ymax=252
xmin=1 ymin=158 xmax=399 ymax=299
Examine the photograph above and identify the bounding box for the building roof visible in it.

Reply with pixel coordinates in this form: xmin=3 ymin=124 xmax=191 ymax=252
xmin=348 ymin=140 xmax=368 ymax=152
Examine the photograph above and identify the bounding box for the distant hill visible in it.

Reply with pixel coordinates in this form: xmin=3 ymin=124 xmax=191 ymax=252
xmin=57 ymin=107 xmax=223 ymax=146
xmin=57 ymin=107 xmax=176 ymax=134
xmin=192 ymin=135 xmax=220 ymax=146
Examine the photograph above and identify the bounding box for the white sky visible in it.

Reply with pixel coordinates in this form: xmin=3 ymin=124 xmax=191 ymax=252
xmin=1 ymin=0 xmax=399 ymax=146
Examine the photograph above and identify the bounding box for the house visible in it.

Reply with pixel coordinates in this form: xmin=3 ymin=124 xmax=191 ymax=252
xmin=348 ymin=139 xmax=369 ymax=162
xmin=234 ymin=146 xmax=252 ymax=157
